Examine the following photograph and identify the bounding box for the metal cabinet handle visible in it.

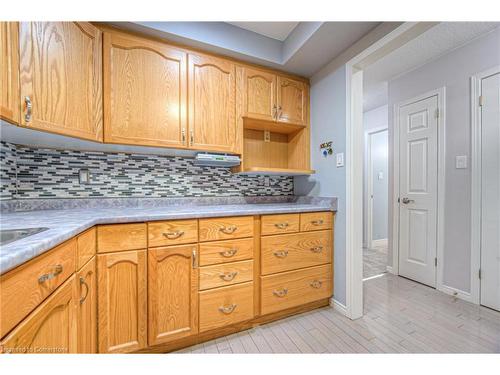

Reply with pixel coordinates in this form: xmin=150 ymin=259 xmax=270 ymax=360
xmin=273 ymin=288 xmax=288 ymax=298
xmin=219 ymin=249 xmax=238 ymax=258
xmin=272 ymin=104 xmax=277 ymax=120
xmin=181 ymin=128 xmax=186 ymax=144
xmin=163 ymin=230 xmax=184 ymax=239
xmin=219 ymin=225 xmax=237 ymax=234
xmin=25 ymin=96 xmax=32 ymax=122
xmin=401 ymin=197 xmax=415 ymax=204
xmin=277 ymin=105 xmax=282 ymax=119
xmin=38 ymin=265 xmax=63 ymax=284
xmin=192 ymin=249 xmax=197 ymax=269
xmin=310 ymin=246 xmax=323 ymax=253
xmin=219 ymin=272 xmax=238 ymax=281
xmin=274 ymin=222 xmax=289 ymax=230
xmin=190 ymin=130 xmax=194 ymax=145
xmin=219 ymin=304 xmax=237 ymax=314
xmin=310 ymin=280 xmax=323 ymax=289
xmin=311 ymin=219 xmax=324 ymax=226
xmin=273 ymin=250 xmax=288 ymax=258
xmin=79 ymin=276 xmax=90 ymax=304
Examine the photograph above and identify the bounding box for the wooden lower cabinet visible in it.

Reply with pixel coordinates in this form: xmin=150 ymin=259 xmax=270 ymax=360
xmin=97 ymin=250 xmax=147 ymax=353
xmin=77 ymin=257 xmax=96 ymax=353
xmin=1 ymin=275 xmax=77 ymax=353
xmin=148 ymin=245 xmax=198 ymax=346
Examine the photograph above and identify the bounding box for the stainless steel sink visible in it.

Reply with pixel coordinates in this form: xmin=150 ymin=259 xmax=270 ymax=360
xmin=0 ymin=227 xmax=49 ymax=246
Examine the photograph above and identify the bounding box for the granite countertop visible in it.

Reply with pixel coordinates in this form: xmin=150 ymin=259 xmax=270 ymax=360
xmin=0 ymin=197 xmax=337 ymax=275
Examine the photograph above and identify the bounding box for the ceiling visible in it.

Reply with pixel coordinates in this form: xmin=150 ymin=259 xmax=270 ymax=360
xmin=363 ymin=22 xmax=500 ymax=112
xmin=226 ymin=22 xmax=299 ymax=41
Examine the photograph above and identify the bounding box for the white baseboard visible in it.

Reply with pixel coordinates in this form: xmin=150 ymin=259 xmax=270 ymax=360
xmin=330 ymin=298 xmax=348 ymax=316
xmin=386 ymin=265 xmax=395 ymax=274
xmin=437 ymin=284 xmax=474 ymax=303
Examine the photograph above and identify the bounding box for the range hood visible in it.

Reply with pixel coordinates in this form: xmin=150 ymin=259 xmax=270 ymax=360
xmin=194 ymin=153 xmax=241 ymax=167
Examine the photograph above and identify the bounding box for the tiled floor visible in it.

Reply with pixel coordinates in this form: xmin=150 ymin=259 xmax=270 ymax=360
xmin=363 ymin=242 xmax=388 ymax=279
xmin=175 ymin=274 xmax=500 ymax=353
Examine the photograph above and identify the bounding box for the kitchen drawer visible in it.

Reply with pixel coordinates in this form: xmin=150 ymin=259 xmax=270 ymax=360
xmin=260 ymin=264 xmax=332 ymax=315
xmin=148 ymin=219 xmax=198 ymax=247
xmin=77 ymin=227 xmax=96 ymax=270
xmin=199 ymin=260 xmax=253 ymax=290
xmin=199 ymin=238 xmax=253 ymax=266
xmin=97 ymin=223 xmax=147 ymax=253
xmin=300 ymin=212 xmax=333 ymax=232
xmin=199 ymin=216 xmax=254 ymax=242
xmin=1 ymin=238 xmax=76 ymax=338
xmin=199 ymin=282 xmax=254 ymax=332
xmin=261 ymin=230 xmax=332 ymax=275
xmin=261 ymin=214 xmax=299 ymax=236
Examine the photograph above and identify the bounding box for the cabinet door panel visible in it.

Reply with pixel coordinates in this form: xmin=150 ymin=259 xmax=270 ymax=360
xmin=0 ymin=22 xmax=20 ymax=124
xmin=98 ymin=250 xmax=147 ymax=353
xmin=1 ymin=276 xmax=77 ymax=354
xmin=188 ymin=53 xmax=236 ymax=152
xmin=277 ymin=76 xmax=307 ymax=126
xmin=103 ymin=32 xmax=187 ymax=148
xmin=19 ymin=22 xmax=103 ymax=141
xmin=77 ymin=257 xmax=96 ymax=353
xmin=243 ymin=68 xmax=276 ymax=122
xmin=148 ymin=245 xmax=198 ymax=346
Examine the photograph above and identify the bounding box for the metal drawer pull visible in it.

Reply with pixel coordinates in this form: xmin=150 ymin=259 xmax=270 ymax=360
xmin=274 ymin=222 xmax=289 ymax=229
xmin=219 ymin=249 xmax=238 ymax=258
xmin=79 ymin=276 xmax=90 ymax=304
xmin=310 ymin=280 xmax=323 ymax=289
xmin=219 ymin=304 xmax=237 ymax=314
xmin=273 ymin=288 xmax=288 ymax=298
xmin=219 ymin=272 xmax=238 ymax=281
xmin=273 ymin=250 xmax=289 ymax=258
xmin=25 ymin=96 xmax=32 ymax=122
xmin=311 ymin=219 xmax=324 ymax=226
xmin=38 ymin=265 xmax=63 ymax=284
xmin=310 ymin=246 xmax=323 ymax=253
xmin=220 ymin=225 xmax=237 ymax=234
xmin=163 ymin=230 xmax=184 ymax=239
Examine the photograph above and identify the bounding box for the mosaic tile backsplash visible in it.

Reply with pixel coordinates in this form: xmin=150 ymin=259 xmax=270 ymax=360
xmin=0 ymin=141 xmax=293 ymax=200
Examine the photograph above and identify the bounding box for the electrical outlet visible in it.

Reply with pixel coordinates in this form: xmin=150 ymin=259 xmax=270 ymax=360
xmin=264 ymin=130 xmax=271 ymax=142
xmin=264 ymin=176 xmax=270 ymax=187
xmin=79 ymin=169 xmax=90 ymax=184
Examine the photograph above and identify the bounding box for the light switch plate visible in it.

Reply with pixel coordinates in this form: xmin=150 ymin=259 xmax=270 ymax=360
xmin=336 ymin=153 xmax=344 ymax=167
xmin=455 ymin=155 xmax=468 ymax=169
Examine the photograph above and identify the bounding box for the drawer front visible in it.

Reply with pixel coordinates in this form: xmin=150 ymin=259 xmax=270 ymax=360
xmin=199 ymin=282 xmax=254 ymax=332
xmin=260 ymin=264 xmax=332 ymax=315
xmin=148 ymin=219 xmax=198 ymax=247
xmin=77 ymin=227 xmax=96 ymax=270
xmin=261 ymin=231 xmax=332 ymax=275
xmin=199 ymin=238 xmax=253 ymax=266
xmin=0 ymin=238 xmax=76 ymax=338
xmin=199 ymin=216 xmax=254 ymax=242
xmin=97 ymin=223 xmax=147 ymax=253
xmin=300 ymin=212 xmax=333 ymax=232
xmin=261 ymin=214 xmax=299 ymax=236
xmin=199 ymin=260 xmax=253 ymax=290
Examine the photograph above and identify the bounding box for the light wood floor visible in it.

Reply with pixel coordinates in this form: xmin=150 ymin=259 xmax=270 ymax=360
xmin=175 ymin=274 xmax=500 ymax=353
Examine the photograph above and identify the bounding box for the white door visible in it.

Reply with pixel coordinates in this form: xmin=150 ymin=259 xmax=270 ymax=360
xmin=480 ymin=72 xmax=500 ymax=311
xmin=398 ymin=95 xmax=439 ymax=287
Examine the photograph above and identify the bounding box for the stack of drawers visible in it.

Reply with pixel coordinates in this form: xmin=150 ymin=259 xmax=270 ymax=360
xmin=197 ymin=216 xmax=256 ymax=332
xmin=260 ymin=212 xmax=333 ymax=315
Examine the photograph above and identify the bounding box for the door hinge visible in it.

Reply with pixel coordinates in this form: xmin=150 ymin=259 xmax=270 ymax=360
xmin=397 ymin=197 xmax=400 ymax=203
xmin=479 ymin=269 xmax=482 ymax=279
xmin=435 ymin=257 xmax=437 ymax=267
xmin=479 ymin=95 xmax=483 ymax=107
xmin=435 ymin=108 xmax=440 ymax=119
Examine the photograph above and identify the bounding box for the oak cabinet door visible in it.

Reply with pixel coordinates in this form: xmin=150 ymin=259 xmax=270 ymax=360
xmin=97 ymin=250 xmax=147 ymax=353
xmin=188 ymin=53 xmax=236 ymax=152
xmin=19 ymin=22 xmax=103 ymax=141
xmin=276 ymin=76 xmax=307 ymax=126
xmin=1 ymin=276 xmax=77 ymax=354
xmin=77 ymin=257 xmax=96 ymax=353
xmin=243 ymin=68 xmax=276 ymax=122
xmin=103 ymin=32 xmax=188 ymax=148
xmin=148 ymin=245 xmax=198 ymax=346
xmin=0 ymin=22 xmax=20 ymax=124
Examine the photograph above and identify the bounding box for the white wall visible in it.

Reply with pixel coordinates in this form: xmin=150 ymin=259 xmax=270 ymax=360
xmin=388 ymin=27 xmax=500 ymax=293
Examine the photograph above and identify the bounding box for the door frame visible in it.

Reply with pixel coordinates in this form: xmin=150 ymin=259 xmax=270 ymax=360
xmin=470 ymin=65 xmax=500 ymax=305
xmin=391 ymin=88 xmax=446 ymax=291
xmin=365 ymin=127 xmax=389 ymax=249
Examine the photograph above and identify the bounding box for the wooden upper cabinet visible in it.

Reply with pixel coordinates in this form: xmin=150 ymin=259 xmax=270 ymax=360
xmin=148 ymin=245 xmax=198 ymax=346
xmin=1 ymin=276 xmax=77 ymax=354
xmin=97 ymin=250 xmax=147 ymax=353
xmin=0 ymin=22 xmax=20 ymax=124
xmin=243 ymin=67 xmax=276 ymax=122
xmin=276 ymin=76 xmax=308 ymax=126
xmin=188 ymin=53 xmax=236 ymax=153
xmin=103 ymin=31 xmax=187 ymax=148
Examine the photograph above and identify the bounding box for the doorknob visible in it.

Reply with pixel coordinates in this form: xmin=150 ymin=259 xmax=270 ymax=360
xmin=401 ymin=197 xmax=415 ymax=204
